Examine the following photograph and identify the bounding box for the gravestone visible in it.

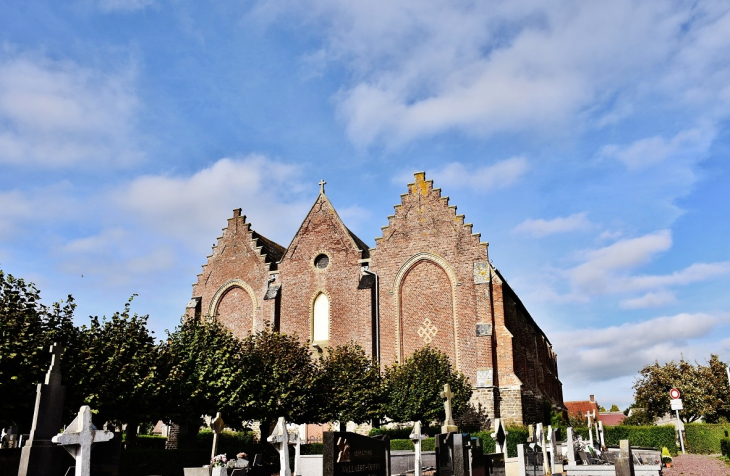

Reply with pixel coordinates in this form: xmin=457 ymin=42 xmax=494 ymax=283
xmin=323 ymin=431 xmax=389 ymax=476
xmin=441 ymin=384 xmax=458 ymax=433
xmin=210 ymin=412 xmax=225 ymax=460
xmin=409 ymin=421 xmax=428 ymax=476
xmin=490 ymin=418 xmax=508 ymax=457
xmin=18 ymin=343 xmax=68 ymax=476
xmin=290 ymin=425 xmax=302 ymax=476
xmin=52 ymin=405 xmax=114 ymax=476
xmin=268 ymin=417 xmax=291 ymax=476
xmin=435 ymin=432 xmax=470 ymax=476
xmin=614 ymin=440 xmax=635 ymax=476
xmin=566 ymin=427 xmax=576 ymax=466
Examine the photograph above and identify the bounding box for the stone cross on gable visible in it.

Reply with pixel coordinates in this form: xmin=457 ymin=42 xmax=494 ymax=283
xmin=319 ymin=179 xmax=326 ymax=194
xmin=267 ymin=417 xmax=291 ymax=476
xmin=440 ymin=384 xmax=458 ymax=433
xmin=52 ymin=405 xmax=113 ymax=476
xmin=210 ymin=412 xmax=225 ymax=460
xmin=410 ymin=421 xmax=428 ymax=476
xmin=45 ymin=342 xmax=63 ymax=386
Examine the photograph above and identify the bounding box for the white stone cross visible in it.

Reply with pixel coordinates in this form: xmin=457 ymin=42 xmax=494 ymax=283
xmin=587 ymin=412 xmax=594 ymax=448
xmin=289 ymin=426 xmax=302 ymax=476
xmin=52 ymin=406 xmax=113 ymax=476
xmin=491 ymin=418 xmax=508 ymax=456
xmin=597 ymin=420 xmax=605 ymax=449
xmin=546 ymin=425 xmax=557 ymax=475
xmin=210 ymin=412 xmax=225 ymax=460
xmin=409 ymin=421 xmax=428 ymax=476
xmin=267 ymin=417 xmax=291 ymax=476
xmin=440 ymin=384 xmax=458 ymax=433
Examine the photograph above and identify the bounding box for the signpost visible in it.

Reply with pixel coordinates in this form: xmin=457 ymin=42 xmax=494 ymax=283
xmin=670 ymin=389 xmax=685 ymax=454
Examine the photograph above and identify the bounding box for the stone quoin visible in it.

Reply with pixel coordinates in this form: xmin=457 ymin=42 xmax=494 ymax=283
xmin=186 ymin=172 xmax=563 ymax=425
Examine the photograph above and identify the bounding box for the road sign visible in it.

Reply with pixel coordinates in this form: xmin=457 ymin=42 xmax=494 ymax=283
xmin=670 ymin=388 xmax=681 ymax=399
xmin=671 ymin=398 xmax=683 ymax=410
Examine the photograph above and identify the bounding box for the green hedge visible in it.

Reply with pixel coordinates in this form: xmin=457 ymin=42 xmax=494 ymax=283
xmin=720 ymin=438 xmax=730 ymax=457
xmin=390 ymin=438 xmax=436 ymax=451
xmin=573 ymin=425 xmax=677 ymax=455
xmin=684 ymin=424 xmax=730 ymax=454
xmin=474 ymin=427 xmax=529 ymax=458
xmin=370 ymin=425 xmax=441 ymax=439
xmin=135 ymin=434 xmax=167 ymax=450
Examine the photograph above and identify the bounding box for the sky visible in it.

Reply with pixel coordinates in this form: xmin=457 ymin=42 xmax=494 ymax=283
xmin=1 ymin=0 xmax=730 ymax=411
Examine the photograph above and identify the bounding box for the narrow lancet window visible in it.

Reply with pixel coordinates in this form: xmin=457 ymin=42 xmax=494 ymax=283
xmin=313 ymin=293 xmax=330 ymax=342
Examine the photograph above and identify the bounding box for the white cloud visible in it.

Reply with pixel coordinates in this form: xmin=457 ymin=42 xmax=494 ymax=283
xmin=96 ymin=0 xmax=154 ymax=12
xmin=254 ymin=1 xmax=730 ymax=146
xmin=0 ymin=184 xmax=81 ymax=239
xmin=599 ymin=127 xmax=715 ymax=170
xmin=114 ymin=155 xmax=311 ymax=251
xmin=554 ymin=312 xmax=730 ymax=383
xmin=513 ymin=212 xmax=591 ymax=238
xmin=431 ymin=157 xmax=529 ymax=193
xmin=620 ymin=291 xmax=677 ymax=309
xmin=0 ymin=50 xmax=142 ymax=167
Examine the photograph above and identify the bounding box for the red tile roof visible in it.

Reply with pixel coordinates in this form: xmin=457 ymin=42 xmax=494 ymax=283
xmin=599 ymin=412 xmax=626 ymax=426
xmin=565 ymin=400 xmax=599 ymax=420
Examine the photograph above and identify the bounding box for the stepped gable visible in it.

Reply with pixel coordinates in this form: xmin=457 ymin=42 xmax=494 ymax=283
xmin=370 ymin=172 xmax=492 ymax=375
xmin=187 ymin=208 xmax=285 ymax=339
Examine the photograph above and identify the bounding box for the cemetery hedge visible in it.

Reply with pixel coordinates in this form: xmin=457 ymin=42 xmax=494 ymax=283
xmin=684 ymin=423 xmax=730 ymax=454
xmin=720 ymin=438 xmax=730 ymax=457
xmin=573 ymin=425 xmax=678 ymax=455
xmin=369 ymin=425 xmax=442 ymax=439
xmin=474 ymin=427 xmax=529 ymax=458
xmin=390 ymin=438 xmax=436 ymax=451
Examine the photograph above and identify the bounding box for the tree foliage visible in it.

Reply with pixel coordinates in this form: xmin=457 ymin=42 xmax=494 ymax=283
xmin=383 ymin=346 xmax=471 ymax=424
xmin=0 ymin=270 xmax=77 ymax=430
xmin=633 ymin=355 xmax=730 ymax=423
xmin=317 ymin=342 xmax=384 ymax=425
xmin=65 ymin=297 xmax=159 ymax=427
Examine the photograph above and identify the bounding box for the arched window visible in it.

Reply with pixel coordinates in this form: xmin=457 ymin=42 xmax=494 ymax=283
xmin=313 ymin=293 xmax=330 ymax=342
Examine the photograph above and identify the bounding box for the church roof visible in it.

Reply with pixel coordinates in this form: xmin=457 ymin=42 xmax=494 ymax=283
xmin=251 ymin=230 xmax=286 ymax=269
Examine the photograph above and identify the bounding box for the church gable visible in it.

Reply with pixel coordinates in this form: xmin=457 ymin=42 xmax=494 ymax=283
xmin=188 ymin=209 xmax=285 ymax=338
xmin=277 ymin=187 xmax=374 ymax=352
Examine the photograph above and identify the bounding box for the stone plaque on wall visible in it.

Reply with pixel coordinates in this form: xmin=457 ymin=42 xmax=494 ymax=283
xmin=475 ymin=323 xmax=492 ymax=337
xmin=476 ymin=369 xmax=493 ymax=388
xmin=473 ymin=262 xmax=490 ymax=284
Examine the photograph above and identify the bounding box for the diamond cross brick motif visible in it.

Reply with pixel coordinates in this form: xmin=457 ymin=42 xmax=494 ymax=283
xmin=417 ymin=318 xmax=438 ymax=344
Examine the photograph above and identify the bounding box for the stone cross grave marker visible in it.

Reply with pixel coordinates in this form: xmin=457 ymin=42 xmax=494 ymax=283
xmin=410 ymin=421 xmax=428 ymax=476
xmin=597 ymin=421 xmax=605 ymax=449
xmin=289 ymin=425 xmax=302 ymax=476
xmin=546 ymin=425 xmax=557 ymax=475
xmin=491 ymin=418 xmax=508 ymax=456
xmin=615 ymin=439 xmax=635 ymax=476
xmin=440 ymin=384 xmax=458 ymax=433
xmin=52 ymin=405 xmax=114 ymax=476
xmin=18 ymin=342 xmax=68 ymax=476
xmin=267 ymin=417 xmax=291 ymax=476
xmin=210 ymin=412 xmax=225 ymax=461
xmin=586 ymin=412 xmax=594 ymax=448
xmin=566 ymin=427 xmax=576 ymax=466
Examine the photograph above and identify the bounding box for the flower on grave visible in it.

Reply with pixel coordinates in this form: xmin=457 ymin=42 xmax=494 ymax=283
xmin=237 ymin=452 xmax=247 ymax=459
xmin=211 ymin=454 xmax=227 ymax=467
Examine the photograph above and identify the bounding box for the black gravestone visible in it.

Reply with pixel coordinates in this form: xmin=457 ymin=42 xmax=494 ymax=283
xmin=18 ymin=343 xmax=68 ymax=476
xmin=435 ymin=433 xmax=470 ymax=476
xmin=323 ymin=432 xmax=389 ymax=476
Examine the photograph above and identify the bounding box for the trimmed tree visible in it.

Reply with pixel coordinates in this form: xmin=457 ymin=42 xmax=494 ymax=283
xmin=0 ymin=270 xmax=77 ymax=431
xmin=318 ymin=342 xmax=384 ymax=427
xmin=383 ymin=346 xmax=471 ymax=424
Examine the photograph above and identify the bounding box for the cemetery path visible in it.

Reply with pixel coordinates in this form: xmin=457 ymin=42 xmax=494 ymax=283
xmin=661 ymin=454 xmax=730 ymax=476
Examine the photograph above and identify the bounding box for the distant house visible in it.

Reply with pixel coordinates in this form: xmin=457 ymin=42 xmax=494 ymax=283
xmin=565 ymin=394 xmax=600 ymax=423
xmin=598 ymin=412 xmax=626 ymax=426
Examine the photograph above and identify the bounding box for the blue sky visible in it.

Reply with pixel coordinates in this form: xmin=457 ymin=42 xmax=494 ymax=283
xmin=2 ymin=0 xmax=730 ymax=410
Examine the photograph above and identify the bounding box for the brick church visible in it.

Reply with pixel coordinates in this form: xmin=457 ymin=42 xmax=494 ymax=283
xmin=186 ymin=172 xmax=563 ymax=426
